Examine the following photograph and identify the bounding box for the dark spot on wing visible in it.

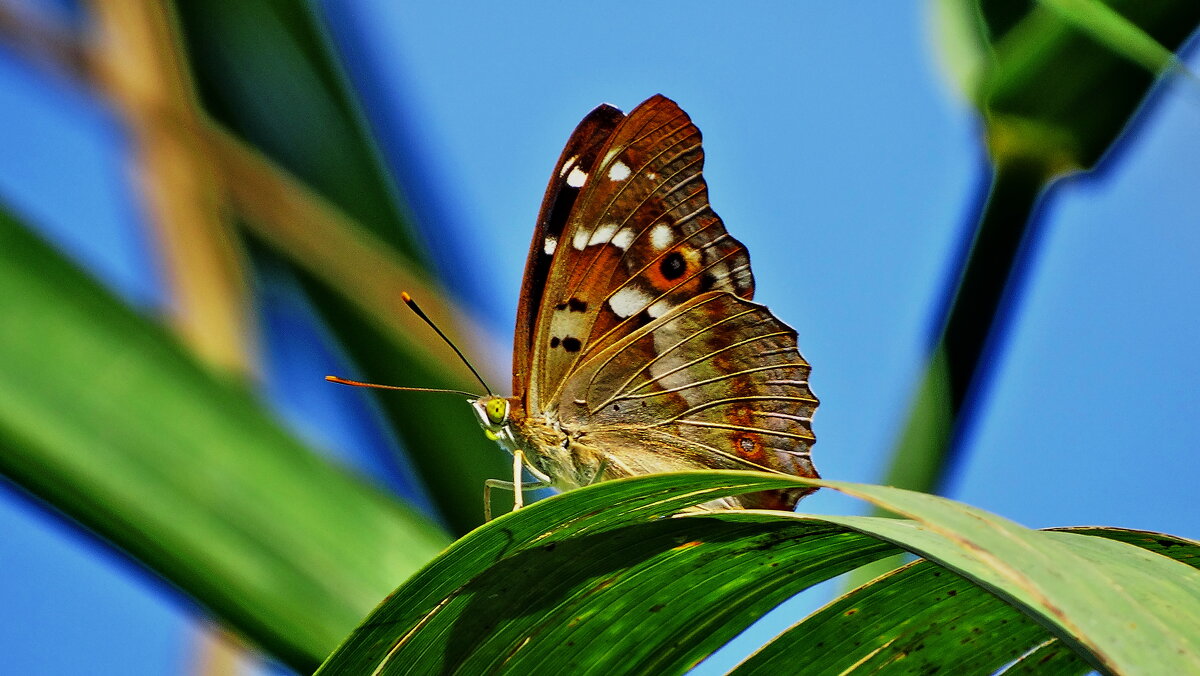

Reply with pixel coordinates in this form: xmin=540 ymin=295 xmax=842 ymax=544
xmin=567 ymin=298 xmax=588 ymax=312
xmin=555 ymin=302 xmax=568 ymax=311
xmin=660 ymin=251 xmax=686 ymax=280
xmin=562 ymin=337 xmax=582 ymax=352
xmin=546 ymin=186 xmax=579 ymax=239
xmin=550 ymin=337 xmax=560 ymax=348
xmin=699 ymin=272 xmax=717 ymax=291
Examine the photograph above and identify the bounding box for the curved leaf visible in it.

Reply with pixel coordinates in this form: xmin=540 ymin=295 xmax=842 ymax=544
xmin=315 ymin=473 xmax=899 ymax=675
xmin=737 ymin=560 xmax=1058 ymax=675
xmin=739 ymin=528 xmax=1200 ymax=674
xmin=317 ymin=473 xmax=1200 ymax=674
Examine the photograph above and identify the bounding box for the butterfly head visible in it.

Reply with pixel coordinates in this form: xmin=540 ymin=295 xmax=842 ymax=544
xmin=471 ymin=395 xmax=513 ymax=442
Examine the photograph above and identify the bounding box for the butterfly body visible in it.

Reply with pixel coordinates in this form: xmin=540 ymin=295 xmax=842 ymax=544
xmin=472 ymin=395 xmax=604 ymax=492
xmin=480 ymin=95 xmax=819 ymax=514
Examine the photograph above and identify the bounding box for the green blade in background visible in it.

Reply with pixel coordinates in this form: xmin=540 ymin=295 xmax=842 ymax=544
xmin=317 ymin=472 xmax=1200 ymax=674
xmin=170 ymin=0 xmax=508 ymax=532
xmin=0 ymin=209 xmax=449 ymax=672
xmin=883 ymin=1 xmax=1200 ymax=496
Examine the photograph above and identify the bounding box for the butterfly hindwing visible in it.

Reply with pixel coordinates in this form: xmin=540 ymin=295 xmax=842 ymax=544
xmin=558 ymin=292 xmax=818 ymax=509
xmin=532 ymin=95 xmax=754 ymax=406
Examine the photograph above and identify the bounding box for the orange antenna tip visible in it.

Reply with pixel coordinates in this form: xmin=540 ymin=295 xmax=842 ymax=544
xmin=401 ymin=291 xmax=413 ymax=303
xmin=323 ymin=373 xmax=480 ymax=398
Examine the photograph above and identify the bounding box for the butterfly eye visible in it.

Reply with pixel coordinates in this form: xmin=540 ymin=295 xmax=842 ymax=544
xmin=485 ymin=398 xmax=508 ymax=425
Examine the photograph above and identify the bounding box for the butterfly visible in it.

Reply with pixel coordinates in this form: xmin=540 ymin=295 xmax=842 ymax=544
xmin=468 ymin=95 xmax=820 ymax=517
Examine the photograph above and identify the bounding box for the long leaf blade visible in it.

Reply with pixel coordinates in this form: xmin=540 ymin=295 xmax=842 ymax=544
xmin=0 ymin=210 xmax=449 ymax=671
xmin=317 ymin=473 xmax=1200 ymax=674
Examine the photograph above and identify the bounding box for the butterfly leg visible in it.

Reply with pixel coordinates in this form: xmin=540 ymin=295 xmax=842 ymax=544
xmin=482 ymin=450 xmax=554 ymax=521
xmin=511 ymin=448 xmax=555 ymax=512
xmin=483 ymin=478 xmax=548 ymax=521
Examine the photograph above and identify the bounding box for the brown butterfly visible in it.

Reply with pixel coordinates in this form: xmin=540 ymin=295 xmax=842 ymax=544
xmin=467 ymin=95 xmax=819 ymax=516
xmin=332 ymin=95 xmax=818 ymax=518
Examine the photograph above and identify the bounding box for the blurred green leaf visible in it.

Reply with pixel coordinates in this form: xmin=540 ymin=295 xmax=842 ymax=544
xmin=171 ymin=0 xmax=418 ymax=259
xmin=0 ymin=209 xmax=449 ymax=672
xmin=881 ymin=2 xmax=1200 ymax=506
xmin=976 ymin=1 xmax=1200 ymax=170
xmin=1040 ymin=0 xmax=1185 ymax=74
xmin=171 ymin=0 xmax=508 ymax=533
xmin=317 ymin=472 xmax=1200 ymax=674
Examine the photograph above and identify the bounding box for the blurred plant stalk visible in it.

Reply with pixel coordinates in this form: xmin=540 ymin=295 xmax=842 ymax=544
xmin=89 ymin=1 xmax=252 ymax=376
xmin=0 ymin=0 xmax=493 ymax=387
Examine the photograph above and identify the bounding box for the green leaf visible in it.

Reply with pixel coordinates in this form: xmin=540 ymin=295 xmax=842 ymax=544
xmin=817 ymin=483 xmax=1200 ymax=674
xmin=315 ymin=473 xmax=898 ymax=675
xmin=738 ymin=560 xmax=1060 ymax=675
xmin=947 ymin=0 xmax=1200 ymax=171
xmin=741 ymin=527 xmax=1200 ymax=674
xmin=317 ymin=472 xmax=1200 ymax=674
xmin=1003 ymin=640 xmax=1092 ymax=676
xmin=0 ymin=210 xmax=449 ymax=672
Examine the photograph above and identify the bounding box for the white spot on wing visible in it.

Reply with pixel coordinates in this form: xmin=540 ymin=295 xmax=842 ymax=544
xmin=608 ymin=286 xmax=653 ymax=318
xmin=648 ymin=299 xmax=672 ymax=318
xmin=543 ymin=236 xmax=557 ymax=255
xmin=572 ymin=228 xmax=589 ymax=250
xmin=650 ymin=223 xmax=673 ymax=250
xmin=611 ymin=228 xmax=635 ymax=250
xmin=559 ymin=155 xmax=578 ymax=177
xmin=588 ymin=223 xmax=618 ymax=246
xmin=566 ymin=166 xmax=588 ymax=188
xmin=608 ymin=161 xmax=631 ymax=181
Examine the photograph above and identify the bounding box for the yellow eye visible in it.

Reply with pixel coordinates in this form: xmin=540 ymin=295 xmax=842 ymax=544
xmin=485 ymin=398 xmax=508 ymax=425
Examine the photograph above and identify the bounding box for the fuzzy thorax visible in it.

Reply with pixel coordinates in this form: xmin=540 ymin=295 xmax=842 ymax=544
xmin=471 ymin=395 xmax=605 ymax=491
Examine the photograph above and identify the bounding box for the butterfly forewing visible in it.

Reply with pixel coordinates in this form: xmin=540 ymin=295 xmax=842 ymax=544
xmin=515 ymin=103 xmax=625 ymax=402
xmin=531 ymin=95 xmax=755 ymax=407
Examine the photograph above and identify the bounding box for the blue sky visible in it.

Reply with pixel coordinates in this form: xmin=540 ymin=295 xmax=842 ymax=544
xmin=0 ymin=2 xmax=1196 ymax=674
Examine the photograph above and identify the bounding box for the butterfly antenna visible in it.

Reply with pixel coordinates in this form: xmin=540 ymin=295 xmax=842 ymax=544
xmin=400 ymin=292 xmax=495 ymax=395
xmin=323 ymin=375 xmax=481 ymax=398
